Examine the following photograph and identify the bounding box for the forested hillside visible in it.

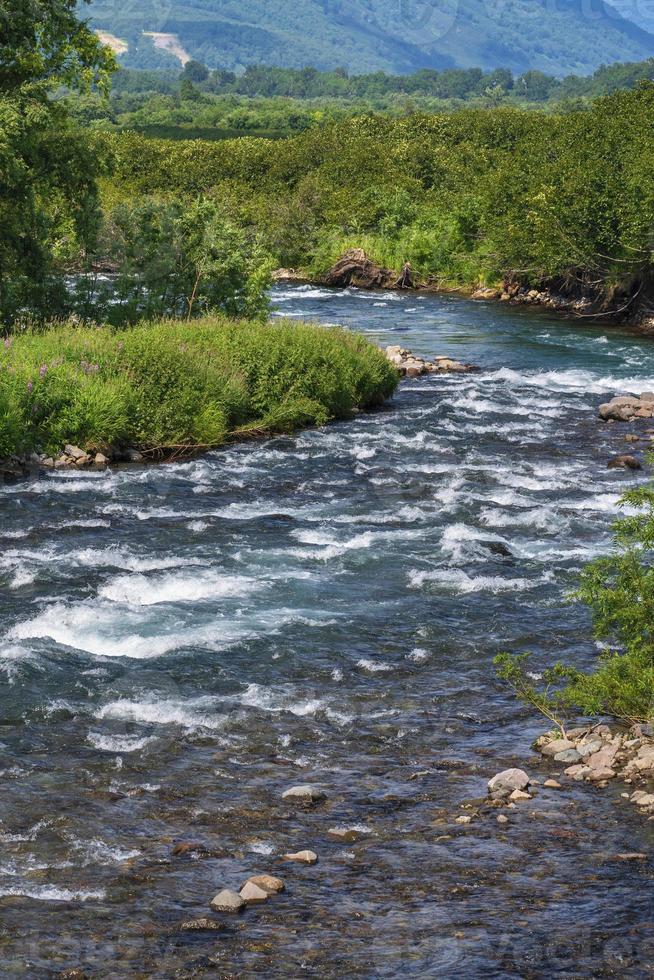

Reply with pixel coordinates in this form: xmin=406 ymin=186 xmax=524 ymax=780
xmin=86 ymin=0 xmax=654 ymax=76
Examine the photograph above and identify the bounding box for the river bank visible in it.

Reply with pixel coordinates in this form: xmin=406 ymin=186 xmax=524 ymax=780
xmin=274 ymin=250 xmax=654 ymax=334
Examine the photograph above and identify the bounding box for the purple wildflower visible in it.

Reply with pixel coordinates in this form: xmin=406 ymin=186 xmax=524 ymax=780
xmin=39 ymin=364 xmax=47 ymax=378
xmin=27 ymin=380 xmax=33 ymax=393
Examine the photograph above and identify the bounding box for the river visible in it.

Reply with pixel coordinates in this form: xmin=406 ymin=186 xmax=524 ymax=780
xmin=1 ymin=285 xmax=653 ymax=978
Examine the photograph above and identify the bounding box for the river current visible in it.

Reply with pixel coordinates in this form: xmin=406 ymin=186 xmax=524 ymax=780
xmin=1 ymin=285 xmax=654 ymax=978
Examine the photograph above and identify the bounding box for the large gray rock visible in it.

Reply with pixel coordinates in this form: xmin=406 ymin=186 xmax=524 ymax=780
xmin=488 ymin=768 xmax=530 ymax=797
xmin=554 ymin=749 xmax=582 ymax=764
xmin=541 ymin=738 xmax=575 ymax=757
xmin=210 ymin=889 xmax=245 ymax=913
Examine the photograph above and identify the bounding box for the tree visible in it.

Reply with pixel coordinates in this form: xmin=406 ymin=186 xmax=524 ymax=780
xmin=0 ymin=0 xmax=115 ymax=321
xmin=182 ymin=60 xmax=210 ymax=84
xmin=0 ymin=0 xmax=114 ymax=92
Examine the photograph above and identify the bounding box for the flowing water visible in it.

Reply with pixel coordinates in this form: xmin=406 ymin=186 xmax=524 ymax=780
xmin=1 ymin=286 xmax=654 ymax=978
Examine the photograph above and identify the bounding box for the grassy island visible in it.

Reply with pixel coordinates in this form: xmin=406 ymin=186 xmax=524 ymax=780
xmin=0 ymin=318 xmax=397 ymax=461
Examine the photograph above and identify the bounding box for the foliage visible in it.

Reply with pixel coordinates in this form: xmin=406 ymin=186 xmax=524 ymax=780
xmin=0 ymin=0 xmax=115 ymax=322
xmin=79 ymin=197 xmax=274 ymax=324
xmin=102 ymin=85 xmax=654 ymax=300
xmin=66 ymin=59 xmax=654 ymax=140
xmin=497 ymin=483 xmax=654 ymax=726
xmin=0 ymin=318 xmax=397 ymax=456
xmin=494 ymin=654 xmax=571 ymax=736
xmin=563 ymin=486 xmax=654 ymax=723
xmin=0 ymin=0 xmax=114 ymax=92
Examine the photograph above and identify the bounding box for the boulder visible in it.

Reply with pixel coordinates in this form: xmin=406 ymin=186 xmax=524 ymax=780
xmin=239 ymin=881 xmax=269 ymax=905
xmin=327 ymin=827 xmax=363 ymax=842
xmin=180 ymin=918 xmax=223 ymax=931
xmin=64 ymin=444 xmax=86 ymax=460
xmin=210 ymin=889 xmax=245 ymax=913
xmin=245 ymin=874 xmax=285 ymax=895
xmin=488 ymin=768 xmax=530 ymax=797
xmin=323 ymin=249 xmax=399 ymax=289
xmin=554 ymin=749 xmax=582 ymax=764
xmin=541 ymin=738 xmax=575 ymax=757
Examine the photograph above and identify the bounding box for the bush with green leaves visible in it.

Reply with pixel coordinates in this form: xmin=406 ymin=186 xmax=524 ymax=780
xmin=496 ymin=483 xmax=654 ymax=727
xmin=0 ymin=317 xmax=397 ymax=457
xmin=76 ymin=197 xmax=274 ymax=325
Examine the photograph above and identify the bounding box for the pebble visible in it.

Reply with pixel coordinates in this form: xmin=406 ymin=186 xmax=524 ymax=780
xmin=245 ymin=874 xmax=285 ymax=894
xmin=543 ymin=779 xmax=562 ymax=789
xmin=509 ymin=789 xmax=532 ymax=802
xmin=210 ymin=889 xmax=245 ymax=913
xmin=239 ymin=881 xmax=269 ymax=905
xmin=497 ymin=815 xmax=509 ymax=824
xmin=282 ymin=784 xmax=326 ymax=804
xmin=283 ymin=850 xmax=318 ymax=864
xmin=455 ymin=815 xmax=472 ymax=824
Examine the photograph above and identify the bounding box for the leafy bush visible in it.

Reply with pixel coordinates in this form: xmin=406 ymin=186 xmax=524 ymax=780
xmin=82 ymin=197 xmax=274 ymax=325
xmin=496 ymin=483 xmax=654 ymax=726
xmin=0 ymin=317 xmax=397 ymax=457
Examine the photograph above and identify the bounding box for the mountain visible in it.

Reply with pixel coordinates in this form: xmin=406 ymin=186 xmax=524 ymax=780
xmin=604 ymin=0 xmax=654 ymax=35
xmin=85 ymin=0 xmax=654 ymax=76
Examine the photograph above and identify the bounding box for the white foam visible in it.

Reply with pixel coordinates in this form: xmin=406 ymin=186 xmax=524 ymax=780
xmin=356 ymin=659 xmax=392 ymax=673
xmin=87 ymin=732 xmax=158 ymax=753
xmin=99 ymin=570 xmax=265 ymax=605
xmin=96 ymin=697 xmax=223 ymax=730
xmin=0 ymin=884 xmax=105 ymax=902
xmin=408 ymin=568 xmax=538 ymax=593
xmin=8 ymin=601 xmax=232 ymax=659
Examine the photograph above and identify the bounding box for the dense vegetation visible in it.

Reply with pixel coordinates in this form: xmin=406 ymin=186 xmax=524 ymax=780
xmin=99 ymin=84 xmax=654 ymax=309
xmin=497 ymin=483 xmax=654 ymax=725
xmin=0 ymin=0 xmax=113 ymax=320
xmin=86 ymin=0 xmax=654 ymax=76
xmin=0 ymin=318 xmax=397 ymax=458
xmin=67 ymin=59 xmax=654 ymax=138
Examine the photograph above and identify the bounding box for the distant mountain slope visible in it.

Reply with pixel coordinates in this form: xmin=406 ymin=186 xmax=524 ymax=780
xmin=605 ymin=0 xmax=654 ymax=34
xmin=85 ymin=0 xmax=654 ymax=75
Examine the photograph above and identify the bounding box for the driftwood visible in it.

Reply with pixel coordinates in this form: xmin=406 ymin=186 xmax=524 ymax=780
xmin=323 ymin=249 xmax=416 ymax=290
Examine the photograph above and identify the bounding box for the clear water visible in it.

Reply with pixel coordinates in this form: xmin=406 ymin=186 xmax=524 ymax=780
xmin=1 ymin=285 xmax=654 ymax=978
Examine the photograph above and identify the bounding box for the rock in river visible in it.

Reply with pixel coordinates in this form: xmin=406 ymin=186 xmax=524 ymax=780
xmin=239 ymin=881 xmax=269 ymax=905
xmin=607 ymin=454 xmax=642 ymax=470
xmin=488 ymin=768 xmax=530 ymax=798
xmin=283 ymin=849 xmax=318 ymax=864
xmin=245 ymin=874 xmax=285 ymax=894
xmin=210 ymin=889 xmax=245 ymax=913
xmin=282 ymin=784 xmax=326 ymax=804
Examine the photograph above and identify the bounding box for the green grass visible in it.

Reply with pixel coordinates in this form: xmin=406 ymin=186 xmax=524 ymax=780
xmin=0 ymin=317 xmax=397 ymax=459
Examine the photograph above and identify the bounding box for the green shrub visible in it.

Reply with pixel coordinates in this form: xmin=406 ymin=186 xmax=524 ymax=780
xmin=497 ymin=482 xmax=654 ymax=726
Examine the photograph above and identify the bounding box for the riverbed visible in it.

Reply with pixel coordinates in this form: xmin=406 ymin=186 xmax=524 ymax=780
xmin=1 ymin=286 xmax=653 ymax=978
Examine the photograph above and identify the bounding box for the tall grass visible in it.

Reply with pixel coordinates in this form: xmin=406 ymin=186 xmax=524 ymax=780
xmin=0 ymin=317 xmax=397 ymax=458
